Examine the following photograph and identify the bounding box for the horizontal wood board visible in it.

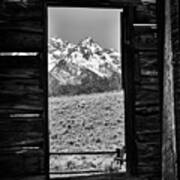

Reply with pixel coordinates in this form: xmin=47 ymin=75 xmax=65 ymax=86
xmin=0 ymin=55 xmax=46 ymax=177
xmin=0 ymin=0 xmax=43 ymax=51
xmin=133 ymin=0 xmax=161 ymax=179
xmin=0 ymin=56 xmax=44 ymax=113
xmin=47 ymin=0 xmax=140 ymax=7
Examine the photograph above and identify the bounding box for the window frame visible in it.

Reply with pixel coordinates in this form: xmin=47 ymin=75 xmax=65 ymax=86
xmin=44 ymin=1 xmax=137 ymax=179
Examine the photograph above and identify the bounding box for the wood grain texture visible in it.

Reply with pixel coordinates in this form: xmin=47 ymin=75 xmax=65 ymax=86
xmin=162 ymin=0 xmax=178 ymax=179
xmin=135 ymin=1 xmax=156 ymax=23
xmin=47 ymin=0 xmax=140 ymax=7
xmin=0 ymin=150 xmax=45 ymax=176
xmin=170 ymin=0 xmax=180 ymax=179
xmin=174 ymin=61 xmax=180 ymax=180
xmin=0 ymin=1 xmax=47 ymax=178
xmin=2 ymin=176 xmax=46 ymax=180
xmin=0 ymin=55 xmax=46 ymax=177
xmin=122 ymin=7 xmax=137 ymax=175
xmin=0 ymin=56 xmax=43 ymax=113
xmin=0 ymin=0 xmax=43 ymax=51
xmin=133 ymin=1 xmax=161 ymax=178
xmin=133 ymin=26 xmax=157 ymax=51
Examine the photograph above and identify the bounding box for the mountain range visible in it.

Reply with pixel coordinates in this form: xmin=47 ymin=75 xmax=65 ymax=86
xmin=48 ymin=37 xmax=122 ymax=96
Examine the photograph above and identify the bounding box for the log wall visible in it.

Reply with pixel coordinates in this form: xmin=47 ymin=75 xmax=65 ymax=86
xmin=0 ymin=0 xmax=43 ymax=51
xmin=0 ymin=0 xmax=46 ymax=180
xmin=133 ymin=0 xmax=161 ymax=179
xmin=0 ymin=55 xmax=46 ymax=180
xmin=0 ymin=0 xmax=166 ymax=180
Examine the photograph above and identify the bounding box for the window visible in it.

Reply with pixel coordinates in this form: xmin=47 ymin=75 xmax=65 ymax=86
xmin=48 ymin=7 xmax=126 ymax=178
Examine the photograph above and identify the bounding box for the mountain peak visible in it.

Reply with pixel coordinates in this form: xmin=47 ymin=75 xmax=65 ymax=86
xmin=79 ymin=36 xmax=94 ymax=45
xmin=85 ymin=36 xmax=93 ymax=42
xmin=48 ymin=36 xmax=122 ymax=96
xmin=78 ymin=37 xmax=103 ymax=53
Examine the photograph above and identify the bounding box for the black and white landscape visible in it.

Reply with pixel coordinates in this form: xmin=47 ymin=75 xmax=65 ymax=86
xmin=48 ymin=8 xmax=125 ymax=176
xmin=48 ymin=37 xmax=122 ymax=96
xmin=48 ymin=36 xmax=125 ymax=175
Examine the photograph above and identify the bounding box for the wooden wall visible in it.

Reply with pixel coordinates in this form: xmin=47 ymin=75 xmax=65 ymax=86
xmin=0 ymin=0 xmax=43 ymax=51
xmin=0 ymin=55 xmax=46 ymax=179
xmin=0 ymin=0 xmax=166 ymax=180
xmin=0 ymin=0 xmax=47 ymax=180
xmin=133 ymin=0 xmax=161 ymax=179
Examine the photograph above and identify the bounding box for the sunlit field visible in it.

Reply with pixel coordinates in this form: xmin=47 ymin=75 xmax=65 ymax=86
xmin=49 ymin=91 xmax=125 ymax=175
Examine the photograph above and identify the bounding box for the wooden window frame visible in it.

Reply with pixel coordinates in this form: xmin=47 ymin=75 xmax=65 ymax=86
xmin=44 ymin=1 xmax=137 ymax=179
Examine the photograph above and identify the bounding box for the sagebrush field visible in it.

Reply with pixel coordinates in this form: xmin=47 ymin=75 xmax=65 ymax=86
xmin=49 ymin=91 xmax=125 ymax=174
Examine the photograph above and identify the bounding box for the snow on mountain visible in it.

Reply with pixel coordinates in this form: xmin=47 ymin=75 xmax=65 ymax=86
xmin=48 ymin=37 xmax=122 ymax=96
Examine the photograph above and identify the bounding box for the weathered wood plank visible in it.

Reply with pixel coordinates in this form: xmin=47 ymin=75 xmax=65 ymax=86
xmin=0 ymin=0 xmax=43 ymax=51
xmin=136 ymin=114 xmax=160 ymax=130
xmin=171 ymin=0 xmax=180 ymax=178
xmin=133 ymin=2 xmax=161 ymax=175
xmin=2 ymin=176 xmax=46 ymax=180
xmin=136 ymin=130 xmax=160 ymax=142
xmin=133 ymin=26 xmax=157 ymax=50
xmin=0 ymin=30 xmax=43 ymax=52
xmin=162 ymin=0 xmax=178 ymax=179
xmin=136 ymin=141 xmax=161 ymax=175
xmin=137 ymin=141 xmax=160 ymax=158
xmin=0 ymin=150 xmax=45 ymax=176
xmin=0 ymin=119 xmax=42 ymax=132
xmin=134 ymin=2 xmax=156 ymax=23
xmin=0 ymin=56 xmax=40 ymax=67
xmin=0 ymin=0 xmax=42 ymax=20
xmin=122 ymin=7 xmax=138 ymax=174
xmin=0 ymin=56 xmax=43 ymax=113
xmin=47 ymin=0 xmax=139 ymax=7
xmin=135 ymin=89 xmax=159 ymax=100
xmin=135 ymin=106 xmax=159 ymax=115
xmin=139 ymin=76 xmax=158 ymax=84
xmin=0 ymin=131 xmax=43 ymax=147
xmin=136 ymin=85 xmax=159 ymax=92
xmin=138 ymin=51 xmax=158 ymax=69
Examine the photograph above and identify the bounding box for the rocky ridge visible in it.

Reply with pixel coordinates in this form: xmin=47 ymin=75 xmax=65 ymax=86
xmin=48 ymin=37 xmax=122 ymax=96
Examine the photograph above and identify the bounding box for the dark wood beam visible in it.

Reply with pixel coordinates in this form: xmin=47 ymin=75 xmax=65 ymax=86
xmin=47 ymin=0 xmax=140 ymax=8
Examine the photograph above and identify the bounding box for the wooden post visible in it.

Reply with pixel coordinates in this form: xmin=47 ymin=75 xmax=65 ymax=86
xmin=162 ymin=0 xmax=178 ymax=179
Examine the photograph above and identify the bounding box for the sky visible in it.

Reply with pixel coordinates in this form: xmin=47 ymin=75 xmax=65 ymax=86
xmin=48 ymin=8 xmax=122 ymax=52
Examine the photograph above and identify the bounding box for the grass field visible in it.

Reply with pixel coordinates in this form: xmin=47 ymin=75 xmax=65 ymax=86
xmin=49 ymin=90 xmax=125 ymax=175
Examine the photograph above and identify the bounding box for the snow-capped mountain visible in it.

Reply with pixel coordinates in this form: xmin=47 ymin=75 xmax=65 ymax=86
xmin=48 ymin=37 xmax=122 ymax=96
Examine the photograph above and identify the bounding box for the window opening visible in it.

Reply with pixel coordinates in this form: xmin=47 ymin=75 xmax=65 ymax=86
xmin=48 ymin=7 xmax=126 ymax=178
